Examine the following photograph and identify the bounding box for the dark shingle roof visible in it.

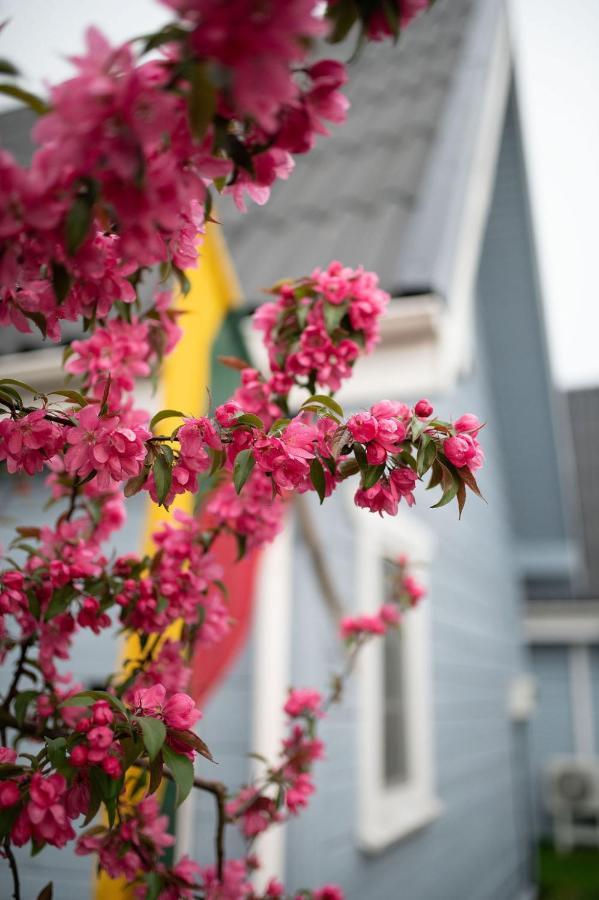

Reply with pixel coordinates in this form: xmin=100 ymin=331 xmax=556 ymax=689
xmin=221 ymin=0 xmax=475 ymax=299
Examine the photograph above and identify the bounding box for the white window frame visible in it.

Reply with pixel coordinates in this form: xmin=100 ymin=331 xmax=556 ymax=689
xmin=352 ymin=504 xmax=441 ymax=852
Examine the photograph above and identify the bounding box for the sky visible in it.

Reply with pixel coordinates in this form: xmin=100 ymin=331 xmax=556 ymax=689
xmin=0 ymin=0 xmax=597 ymax=389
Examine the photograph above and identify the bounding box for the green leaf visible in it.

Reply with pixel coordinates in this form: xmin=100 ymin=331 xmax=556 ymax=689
xmin=326 ymin=2 xmax=358 ymax=43
xmin=208 ymin=448 xmax=227 ymax=476
xmin=168 ymin=729 xmax=215 ymax=762
xmin=323 ymin=301 xmax=348 ymax=333
xmin=362 ymin=463 xmax=385 ymax=490
xmin=139 ymin=24 xmax=187 ymax=53
xmin=149 ymin=409 xmax=185 ymax=431
xmin=0 ymin=377 xmax=40 ymax=395
xmin=0 ymin=59 xmax=20 ymax=76
xmin=0 ymin=82 xmax=48 ymax=114
xmin=309 ymin=458 xmax=327 ymax=504
xmin=24 ymin=310 xmax=48 ymax=337
xmin=269 ymin=417 xmax=291 ymax=435
xmin=426 ymin=460 xmax=444 ymax=490
xmin=37 ymin=881 xmax=54 ymax=900
xmin=416 ymin=434 xmax=437 ymax=477
xmin=233 ymin=448 xmax=255 ymax=494
xmin=134 ymin=716 xmax=166 ymax=762
xmin=14 ymin=690 xmax=39 ymax=727
xmin=44 ymin=585 xmax=75 ymax=621
xmin=48 ymin=389 xmax=87 ymax=407
xmin=235 ymin=531 xmax=247 ymax=561
xmin=65 ymin=195 xmax=94 ymax=256
xmin=459 ymin=466 xmax=485 ymax=500
xmin=46 ymin=737 xmax=69 ymax=774
xmin=147 ymin=755 xmax=164 ymax=796
xmin=162 ymin=745 xmax=194 ymax=807
xmin=234 ymin=413 xmax=264 ymax=430
xmin=124 ymin=467 xmax=150 ymax=498
xmin=61 ymin=690 xmax=128 ymax=718
xmin=51 ymin=261 xmax=72 ymax=303
xmin=430 ymin=468 xmax=459 ymax=509
xmin=153 ymin=453 xmax=173 ymax=506
xmin=188 ymin=62 xmax=217 ymax=140
xmin=300 ymin=394 xmax=344 ymax=420
xmin=143 ymin=872 xmax=162 ymax=900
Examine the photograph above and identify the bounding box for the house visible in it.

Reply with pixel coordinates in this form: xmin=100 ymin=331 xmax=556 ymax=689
xmin=0 ymin=0 xmax=585 ymax=896
xmin=524 ymin=385 xmax=599 ymax=843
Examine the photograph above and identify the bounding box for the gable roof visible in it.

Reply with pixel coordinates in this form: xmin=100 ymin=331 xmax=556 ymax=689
xmin=222 ymin=0 xmax=508 ymax=304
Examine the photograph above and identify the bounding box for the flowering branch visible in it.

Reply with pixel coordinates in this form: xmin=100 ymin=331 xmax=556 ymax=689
xmin=0 ymin=2 xmax=484 ymax=898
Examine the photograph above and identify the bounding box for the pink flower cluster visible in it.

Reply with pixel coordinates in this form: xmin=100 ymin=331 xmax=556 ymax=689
xmin=11 ymin=773 xmax=76 ymax=849
xmin=354 ymin=466 xmax=418 ymax=516
xmin=76 ymin=795 xmax=174 ymax=880
xmin=253 ymin=262 xmax=389 ymax=392
xmin=70 ymin=701 xmax=123 ymax=779
xmin=116 ymin=510 xmax=227 ymax=644
xmin=206 ymin=470 xmax=285 ymax=552
xmin=443 ymin=414 xmax=484 ymax=472
xmin=348 ymin=400 xmax=411 ymax=465
xmin=132 ymin=682 xmax=201 ymax=732
xmin=0 ymin=409 xmax=65 ymax=475
xmin=65 ymin=318 xmax=152 ymax=405
xmin=64 ymin=404 xmax=150 ymax=491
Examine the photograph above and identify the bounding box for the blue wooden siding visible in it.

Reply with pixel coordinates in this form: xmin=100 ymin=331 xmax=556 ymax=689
xmin=528 ymin=645 xmax=574 ymax=834
xmin=280 ymin=331 xmax=533 ymax=899
xmin=477 ymin=92 xmax=578 ymax=589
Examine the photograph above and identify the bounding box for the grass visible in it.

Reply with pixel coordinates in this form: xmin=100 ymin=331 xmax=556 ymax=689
xmin=538 ymin=842 xmax=599 ymax=900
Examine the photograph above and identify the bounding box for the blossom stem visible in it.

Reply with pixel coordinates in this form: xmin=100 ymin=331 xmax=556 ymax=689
xmin=3 ymin=839 xmax=21 ymax=900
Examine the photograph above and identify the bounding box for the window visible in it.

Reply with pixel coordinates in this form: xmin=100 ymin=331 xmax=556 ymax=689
xmin=351 ymin=503 xmax=441 ymax=852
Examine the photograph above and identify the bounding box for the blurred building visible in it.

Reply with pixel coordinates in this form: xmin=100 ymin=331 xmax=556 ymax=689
xmin=1 ymin=0 xmax=592 ymax=896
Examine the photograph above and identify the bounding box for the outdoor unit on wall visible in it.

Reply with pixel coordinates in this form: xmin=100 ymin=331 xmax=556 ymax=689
xmin=544 ymin=758 xmax=599 ymax=851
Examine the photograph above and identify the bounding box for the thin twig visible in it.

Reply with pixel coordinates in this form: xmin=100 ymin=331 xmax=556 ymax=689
xmin=1 ymin=641 xmax=32 ymax=712
xmin=294 ymin=494 xmax=344 ymax=623
xmin=3 ymin=839 xmax=21 ymax=900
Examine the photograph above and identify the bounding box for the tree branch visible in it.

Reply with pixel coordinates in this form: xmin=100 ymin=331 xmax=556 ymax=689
xmin=294 ymin=494 xmax=344 ymax=624
xmin=3 ymin=839 xmax=21 ymax=900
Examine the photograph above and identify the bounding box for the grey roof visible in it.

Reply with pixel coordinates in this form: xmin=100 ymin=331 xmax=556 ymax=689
xmin=567 ymin=387 xmax=599 ymax=597
xmin=221 ymin=0 xmax=504 ymax=301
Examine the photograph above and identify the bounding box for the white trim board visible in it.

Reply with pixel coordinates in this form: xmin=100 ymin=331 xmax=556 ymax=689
xmin=250 ymin=515 xmax=293 ymax=889
xmin=525 ymin=602 xmax=599 ymax=644
xmin=351 ymin=504 xmax=441 ymax=852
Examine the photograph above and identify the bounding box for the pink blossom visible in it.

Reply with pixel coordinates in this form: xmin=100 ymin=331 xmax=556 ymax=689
xmin=163 ymin=692 xmax=201 ymax=730
xmin=284 ymin=688 xmax=323 ymax=719
xmin=199 ymin=858 xmax=252 ymax=900
xmin=285 ymin=771 xmax=315 ymax=814
xmin=415 ymin=399 xmax=433 ymax=418
xmin=455 ymin=413 xmax=483 ymax=436
xmin=70 ymin=745 xmax=88 ymax=767
xmin=340 ymin=614 xmax=386 ymax=639
xmin=65 ymin=404 xmax=150 ymax=490
xmin=226 ymin=787 xmax=281 ymax=838
xmin=0 ymin=409 xmax=65 ymax=475
xmin=0 ymin=746 xmax=17 ymax=764
xmin=313 ymin=887 xmax=344 ymax=900
xmin=0 ymin=781 xmax=20 ymax=808
xmin=443 ymin=434 xmax=478 ymax=469
xmin=16 ymin=773 xmax=76 ymax=848
xmin=403 ymin=575 xmax=426 ymax=605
